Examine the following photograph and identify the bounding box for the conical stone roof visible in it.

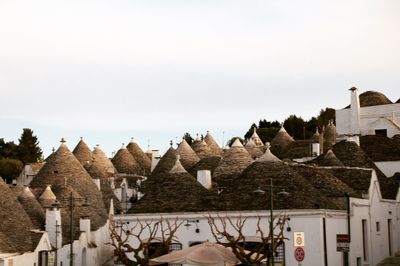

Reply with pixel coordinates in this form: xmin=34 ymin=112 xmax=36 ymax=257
xmin=84 ymin=163 xmax=122 ymax=213
xmin=204 ymin=131 xmax=223 ymax=156
xmin=18 ymin=187 xmax=46 ymax=230
xmin=126 ymin=138 xmax=152 ymax=175
xmin=129 ymin=171 xmax=219 ymax=214
xmin=359 ymin=91 xmax=392 ymax=107
xmin=0 ymin=177 xmax=37 ymax=253
xmin=245 ymin=138 xmax=264 ymax=159
xmin=310 ymin=128 xmax=320 ymax=143
xmin=29 ymin=141 xmax=108 ymax=243
xmin=220 ymin=161 xmax=339 ymax=211
xmin=112 ymin=145 xmax=141 ymax=175
xmin=72 ymin=138 xmax=93 ymax=166
xmin=169 ymin=155 xmax=188 ymax=174
xmin=271 ymin=126 xmax=294 ymax=157
xmin=39 ymin=185 xmax=57 ymax=208
xmin=324 ymin=120 xmax=337 ymax=146
xmin=176 ymin=138 xmax=200 ymax=170
xmin=257 ymin=144 xmax=281 ymax=162
xmin=214 ymin=139 xmax=254 ymax=179
xmin=192 ymin=139 xmax=214 ymax=159
xmin=92 ymin=145 xmax=117 ymax=174
xmin=250 ymin=128 xmax=264 ymax=147
xmin=151 ymin=145 xmax=177 ymax=176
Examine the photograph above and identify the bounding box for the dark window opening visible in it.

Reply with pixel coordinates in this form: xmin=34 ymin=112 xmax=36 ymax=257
xmin=375 ymin=129 xmax=387 ymax=137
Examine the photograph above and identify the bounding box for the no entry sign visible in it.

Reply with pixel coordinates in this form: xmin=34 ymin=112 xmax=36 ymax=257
xmin=294 ymin=247 xmax=305 ymax=262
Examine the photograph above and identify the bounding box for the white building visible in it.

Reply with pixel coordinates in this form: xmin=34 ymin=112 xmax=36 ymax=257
xmin=336 ymin=88 xmax=400 ymax=138
xmin=114 ymin=136 xmax=400 ymax=266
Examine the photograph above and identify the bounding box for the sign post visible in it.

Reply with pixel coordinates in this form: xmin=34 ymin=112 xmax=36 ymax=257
xmin=336 ymin=234 xmax=350 ymax=253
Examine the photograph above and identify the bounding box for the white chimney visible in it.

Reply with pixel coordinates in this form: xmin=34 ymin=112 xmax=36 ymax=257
xmin=109 ymin=177 xmax=115 ymax=189
xmin=93 ymin=178 xmax=101 ymax=190
xmin=312 ymin=143 xmax=320 ymax=157
xmin=80 ymin=217 xmax=91 ymax=242
xmin=350 ymin=87 xmax=361 ymax=135
xmin=46 ymin=206 xmax=62 ymax=249
xmin=197 ymin=170 xmax=212 ymax=190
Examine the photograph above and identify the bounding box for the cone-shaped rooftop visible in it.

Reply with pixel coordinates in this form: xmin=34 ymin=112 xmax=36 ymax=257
xmin=204 ymin=131 xmax=223 ymax=156
xmin=245 ymin=138 xmax=264 ymax=159
xmin=271 ymin=126 xmax=294 ymax=156
xmin=192 ymin=139 xmax=214 ymax=159
xmin=169 ymin=155 xmax=188 ymax=174
xmin=72 ymin=138 xmax=93 ymax=166
xmin=17 ymin=187 xmax=46 ymax=230
xmin=310 ymin=128 xmax=320 ymax=143
xmin=324 ymin=120 xmax=337 ymax=144
xmin=30 ymin=140 xmax=108 ymax=244
xmin=176 ymin=138 xmax=200 ymax=170
xmin=250 ymin=128 xmax=264 ymax=147
xmin=220 ymin=161 xmax=339 ymax=211
xmin=213 ymin=139 xmax=253 ymax=178
xmin=129 ymin=171 xmax=218 ymax=213
xmin=256 ymin=144 xmax=281 ymax=162
xmin=126 ymin=138 xmax=152 ymax=175
xmin=112 ymin=145 xmax=141 ymax=175
xmin=151 ymin=145 xmax=178 ymax=176
xmin=332 ymin=140 xmax=398 ymax=200
xmin=0 ymin=177 xmax=37 ymax=253
xmin=359 ymin=91 xmax=393 ymax=107
xmin=92 ymin=145 xmax=116 ymax=174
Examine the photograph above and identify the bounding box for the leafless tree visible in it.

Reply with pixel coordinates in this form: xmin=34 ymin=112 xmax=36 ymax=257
xmin=109 ymin=217 xmax=183 ymax=266
xmin=207 ymin=214 xmax=288 ymax=265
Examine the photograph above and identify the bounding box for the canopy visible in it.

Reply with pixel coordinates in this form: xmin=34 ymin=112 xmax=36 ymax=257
xmin=149 ymin=242 xmax=239 ymax=266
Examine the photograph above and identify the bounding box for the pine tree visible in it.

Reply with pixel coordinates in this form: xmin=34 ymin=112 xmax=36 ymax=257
xmin=17 ymin=128 xmax=43 ymax=164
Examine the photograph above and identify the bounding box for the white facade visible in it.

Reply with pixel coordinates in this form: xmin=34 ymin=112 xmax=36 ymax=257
xmin=0 ymin=233 xmax=52 ymax=266
xmin=336 ymin=89 xmax=400 ymax=138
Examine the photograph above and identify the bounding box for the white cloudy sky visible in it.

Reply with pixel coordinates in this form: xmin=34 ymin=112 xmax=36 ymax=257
xmin=0 ymin=0 xmax=399 ymax=156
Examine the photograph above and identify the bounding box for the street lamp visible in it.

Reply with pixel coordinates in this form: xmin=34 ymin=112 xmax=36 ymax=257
xmin=254 ymin=178 xmax=289 ymax=266
xmin=52 ymin=192 xmax=90 ymax=266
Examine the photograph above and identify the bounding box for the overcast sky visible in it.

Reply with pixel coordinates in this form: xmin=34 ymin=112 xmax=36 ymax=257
xmin=1 ymin=0 xmax=399 ymax=156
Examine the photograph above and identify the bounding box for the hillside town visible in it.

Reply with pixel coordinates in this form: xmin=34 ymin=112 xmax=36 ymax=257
xmin=1 ymin=88 xmax=400 ymax=266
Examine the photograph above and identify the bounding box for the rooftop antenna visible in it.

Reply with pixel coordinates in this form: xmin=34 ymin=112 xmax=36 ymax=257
xmin=222 ymin=131 xmax=225 ymax=148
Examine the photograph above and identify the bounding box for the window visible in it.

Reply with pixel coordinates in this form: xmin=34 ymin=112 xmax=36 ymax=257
xmin=376 ymin=222 xmax=380 ymax=232
xmin=388 ymin=219 xmax=393 ymax=256
xmin=375 ymin=129 xmax=387 ymax=137
xmin=362 ymin=219 xmax=369 ymax=261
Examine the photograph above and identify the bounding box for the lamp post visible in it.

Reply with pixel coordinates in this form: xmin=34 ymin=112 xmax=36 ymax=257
xmin=53 ymin=192 xmax=90 ymax=266
xmin=254 ymin=178 xmax=289 ymax=266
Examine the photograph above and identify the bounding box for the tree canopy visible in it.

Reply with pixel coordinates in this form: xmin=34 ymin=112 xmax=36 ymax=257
xmin=17 ymin=128 xmax=43 ymax=164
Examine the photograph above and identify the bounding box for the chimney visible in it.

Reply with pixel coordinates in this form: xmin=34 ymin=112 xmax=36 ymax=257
xmin=80 ymin=217 xmax=91 ymax=242
xmin=319 ymin=126 xmax=324 ymax=154
xmin=46 ymin=203 xmax=62 ymax=249
xmin=109 ymin=177 xmax=115 ymax=189
xmin=197 ymin=170 xmax=212 ymax=190
xmin=92 ymin=178 xmax=101 ymax=190
xmin=312 ymin=143 xmax=320 ymax=157
xmin=350 ymin=87 xmax=361 ymax=135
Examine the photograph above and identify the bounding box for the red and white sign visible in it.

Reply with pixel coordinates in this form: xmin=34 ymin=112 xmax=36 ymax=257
xmin=294 ymin=232 xmax=305 ymax=247
xmin=294 ymin=247 xmax=305 ymax=262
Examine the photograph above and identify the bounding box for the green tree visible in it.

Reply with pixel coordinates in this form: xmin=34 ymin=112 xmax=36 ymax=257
xmin=0 ymin=139 xmax=19 ymax=159
xmin=17 ymin=128 xmax=43 ymax=164
xmin=0 ymin=158 xmax=23 ymax=183
xmin=283 ymin=115 xmax=306 ymax=140
xmin=182 ymin=132 xmax=194 ymax=146
xmin=318 ymin=108 xmax=336 ymax=126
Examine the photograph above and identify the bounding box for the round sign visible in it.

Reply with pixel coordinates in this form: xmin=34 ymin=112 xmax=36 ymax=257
xmin=294 ymin=247 xmax=305 ymax=262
